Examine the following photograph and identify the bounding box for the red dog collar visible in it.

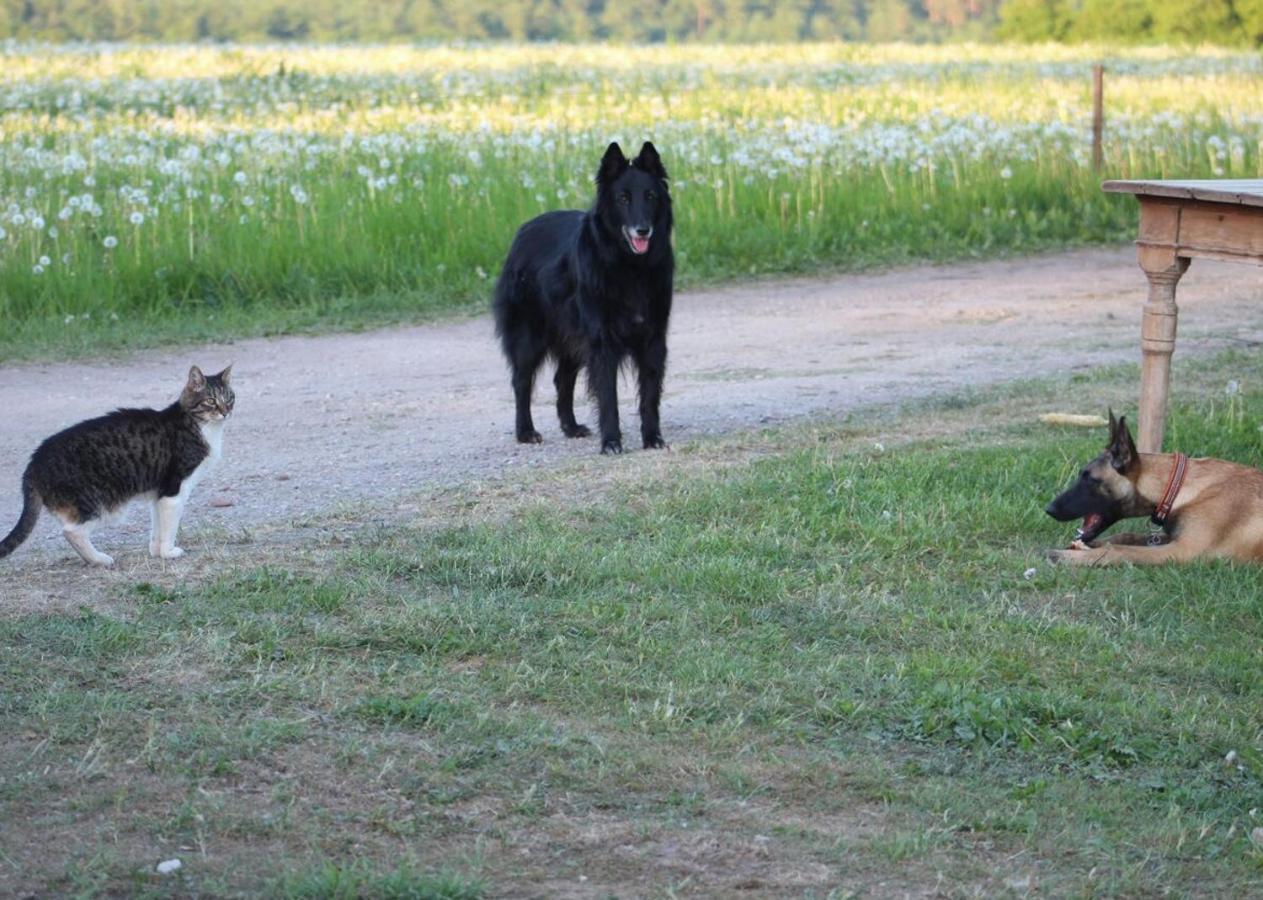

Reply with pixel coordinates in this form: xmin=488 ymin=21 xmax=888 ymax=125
xmin=1151 ymin=452 xmax=1188 ymax=526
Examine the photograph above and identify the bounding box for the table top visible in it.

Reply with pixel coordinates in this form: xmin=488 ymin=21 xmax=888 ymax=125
xmin=1102 ymin=179 xmax=1263 ymax=208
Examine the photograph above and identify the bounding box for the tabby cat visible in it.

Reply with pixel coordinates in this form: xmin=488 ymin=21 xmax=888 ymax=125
xmin=0 ymin=365 xmax=234 ymax=566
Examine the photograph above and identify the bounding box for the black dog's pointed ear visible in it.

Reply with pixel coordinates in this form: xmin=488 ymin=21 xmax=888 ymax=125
xmin=1108 ymin=413 xmax=1138 ymax=472
xmin=595 ymin=142 xmax=629 ymax=185
xmin=633 ymin=141 xmax=668 ymax=180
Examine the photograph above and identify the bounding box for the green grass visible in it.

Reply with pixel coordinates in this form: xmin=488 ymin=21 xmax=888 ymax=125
xmin=4 ymin=352 xmax=1263 ymax=894
xmin=276 ymin=862 xmax=483 ymax=900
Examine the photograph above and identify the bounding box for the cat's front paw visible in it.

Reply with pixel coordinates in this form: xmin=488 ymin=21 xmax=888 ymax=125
xmin=90 ymin=553 xmax=115 ymax=567
xmin=148 ymin=539 xmax=161 ymax=557
xmin=159 ymin=546 xmax=185 ymax=560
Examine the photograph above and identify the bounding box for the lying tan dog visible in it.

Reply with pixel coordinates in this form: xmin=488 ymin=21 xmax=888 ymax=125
xmin=1045 ymin=412 xmax=1263 ymax=565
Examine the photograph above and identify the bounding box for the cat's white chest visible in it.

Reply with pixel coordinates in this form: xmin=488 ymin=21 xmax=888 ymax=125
xmin=200 ymin=419 xmax=225 ymax=461
xmin=181 ymin=419 xmax=226 ymax=500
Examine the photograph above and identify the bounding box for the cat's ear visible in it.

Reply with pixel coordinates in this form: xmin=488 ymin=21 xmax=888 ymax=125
xmin=218 ymin=364 xmax=232 ymax=385
xmin=186 ymin=365 xmax=206 ymax=391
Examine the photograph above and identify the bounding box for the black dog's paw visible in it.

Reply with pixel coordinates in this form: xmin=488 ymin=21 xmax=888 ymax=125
xmin=643 ymin=434 xmax=669 ymax=450
xmin=563 ymin=424 xmax=592 ymax=439
xmin=601 ymin=438 xmax=624 ymax=455
xmin=517 ymin=429 xmax=543 ymax=444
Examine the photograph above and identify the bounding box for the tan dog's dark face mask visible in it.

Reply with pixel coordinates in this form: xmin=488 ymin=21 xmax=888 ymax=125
xmin=1045 ymin=412 xmax=1141 ymax=543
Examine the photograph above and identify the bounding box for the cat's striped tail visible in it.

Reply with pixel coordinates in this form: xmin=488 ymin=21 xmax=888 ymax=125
xmin=0 ymin=470 xmax=40 ymax=559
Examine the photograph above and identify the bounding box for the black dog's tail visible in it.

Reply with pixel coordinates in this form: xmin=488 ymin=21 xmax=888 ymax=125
xmin=0 ymin=469 xmax=41 ymax=559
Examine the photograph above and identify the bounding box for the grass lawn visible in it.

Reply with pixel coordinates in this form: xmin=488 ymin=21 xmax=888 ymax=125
xmin=3 ymin=350 xmax=1263 ymax=896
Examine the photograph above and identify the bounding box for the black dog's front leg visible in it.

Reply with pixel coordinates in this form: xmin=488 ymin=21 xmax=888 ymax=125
xmin=635 ymin=337 xmax=668 ymax=449
xmin=589 ymin=341 xmax=622 ymax=454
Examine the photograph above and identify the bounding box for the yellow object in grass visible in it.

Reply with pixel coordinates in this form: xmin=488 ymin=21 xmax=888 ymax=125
xmin=1040 ymin=413 xmax=1109 ymax=427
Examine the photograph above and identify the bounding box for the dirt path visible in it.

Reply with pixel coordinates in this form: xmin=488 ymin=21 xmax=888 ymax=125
xmin=2 ymin=246 xmax=1261 ymax=576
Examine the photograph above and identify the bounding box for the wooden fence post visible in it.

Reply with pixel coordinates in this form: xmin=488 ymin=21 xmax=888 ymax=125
xmin=1092 ymin=65 xmax=1104 ymax=171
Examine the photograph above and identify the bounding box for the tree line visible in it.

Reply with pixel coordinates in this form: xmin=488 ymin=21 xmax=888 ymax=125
xmin=0 ymin=0 xmax=1258 ymax=45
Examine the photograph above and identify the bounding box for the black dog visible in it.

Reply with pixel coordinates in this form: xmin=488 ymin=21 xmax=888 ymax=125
xmin=493 ymin=141 xmax=673 ymax=454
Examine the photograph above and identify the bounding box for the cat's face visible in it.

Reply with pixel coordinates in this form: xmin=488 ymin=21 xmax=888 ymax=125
xmin=181 ymin=365 xmax=235 ymax=423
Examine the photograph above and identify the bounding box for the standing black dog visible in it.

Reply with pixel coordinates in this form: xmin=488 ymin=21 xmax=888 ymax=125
xmin=493 ymin=141 xmax=673 ymax=454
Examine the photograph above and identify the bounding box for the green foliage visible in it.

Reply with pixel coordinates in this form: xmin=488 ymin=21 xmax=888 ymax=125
xmin=995 ymin=0 xmax=1069 ymax=41
xmin=0 ymin=0 xmax=1007 ymax=42
xmin=1241 ymin=0 xmax=1263 ymax=42
xmin=2 ymin=0 xmax=1260 ymax=43
xmin=999 ymin=0 xmax=1258 ymax=43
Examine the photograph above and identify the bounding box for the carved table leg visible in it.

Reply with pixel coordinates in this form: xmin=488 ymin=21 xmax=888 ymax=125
xmin=1137 ymin=246 xmax=1189 ymax=453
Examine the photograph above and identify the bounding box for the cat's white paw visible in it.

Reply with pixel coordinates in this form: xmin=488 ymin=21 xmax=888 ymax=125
xmin=148 ymin=540 xmax=161 ymax=557
xmin=159 ymin=546 xmax=185 ymax=560
xmin=91 ymin=553 xmax=115 ymax=567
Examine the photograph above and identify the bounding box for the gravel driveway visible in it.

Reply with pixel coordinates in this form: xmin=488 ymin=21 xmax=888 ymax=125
xmin=2 ymin=246 xmax=1261 ymax=573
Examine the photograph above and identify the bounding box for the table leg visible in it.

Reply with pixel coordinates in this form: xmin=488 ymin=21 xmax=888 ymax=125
xmin=1137 ymin=247 xmax=1189 ymax=453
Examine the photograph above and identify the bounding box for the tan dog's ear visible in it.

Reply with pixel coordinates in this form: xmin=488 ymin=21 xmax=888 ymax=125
xmin=1108 ymin=414 xmax=1138 ymax=472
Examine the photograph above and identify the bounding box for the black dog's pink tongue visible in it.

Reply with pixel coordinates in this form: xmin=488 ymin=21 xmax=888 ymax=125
xmin=631 ymin=235 xmax=650 ymax=254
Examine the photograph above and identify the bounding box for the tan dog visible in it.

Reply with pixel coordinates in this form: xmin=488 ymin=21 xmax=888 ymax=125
xmin=1045 ymin=413 xmax=1263 ymax=565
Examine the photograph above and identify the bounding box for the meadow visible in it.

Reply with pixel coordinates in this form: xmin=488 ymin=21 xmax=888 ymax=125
xmin=1 ymin=42 xmax=1261 ymax=358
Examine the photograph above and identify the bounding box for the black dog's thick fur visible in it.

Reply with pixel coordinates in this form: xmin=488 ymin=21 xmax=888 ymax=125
xmin=493 ymin=141 xmax=673 ymax=454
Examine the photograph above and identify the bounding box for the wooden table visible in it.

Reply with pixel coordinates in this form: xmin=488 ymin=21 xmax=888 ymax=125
xmin=1102 ymin=179 xmax=1263 ymax=452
